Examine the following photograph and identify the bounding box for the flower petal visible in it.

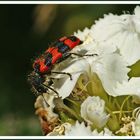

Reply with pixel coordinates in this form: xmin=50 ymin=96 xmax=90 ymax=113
xmin=91 ymin=6 xmax=140 ymax=65
xmin=54 ymin=72 xmax=82 ymax=99
xmin=53 ymin=59 xmax=90 ymax=99
xmin=91 ymin=53 xmax=130 ymax=96
xmin=47 ymin=123 xmax=72 ymax=136
xmin=65 ymin=121 xmax=93 ymax=136
xmin=74 ymin=27 xmax=91 ymax=42
xmin=91 ymin=14 xmax=123 ymax=42
xmin=92 ymin=128 xmax=114 ymax=136
xmin=115 ymin=77 xmax=140 ymax=97
xmin=81 ymin=96 xmax=109 ymax=128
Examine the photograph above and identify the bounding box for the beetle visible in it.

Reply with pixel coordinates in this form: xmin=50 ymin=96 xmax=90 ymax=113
xmin=28 ymin=36 xmax=83 ymax=100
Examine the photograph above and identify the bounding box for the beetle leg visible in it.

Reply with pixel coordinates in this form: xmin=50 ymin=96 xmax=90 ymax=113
xmin=68 ymin=52 xmax=98 ymax=57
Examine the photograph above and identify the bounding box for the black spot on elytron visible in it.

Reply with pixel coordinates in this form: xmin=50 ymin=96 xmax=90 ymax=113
xmin=68 ymin=36 xmax=78 ymax=42
xmin=44 ymin=53 xmax=53 ymax=66
xmin=58 ymin=44 xmax=70 ymax=53
xmin=54 ymin=40 xmax=70 ymax=53
xmin=55 ymin=41 xmax=64 ymax=47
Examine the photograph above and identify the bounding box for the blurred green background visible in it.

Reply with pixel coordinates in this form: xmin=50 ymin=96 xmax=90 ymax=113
xmin=0 ymin=4 xmax=138 ymax=136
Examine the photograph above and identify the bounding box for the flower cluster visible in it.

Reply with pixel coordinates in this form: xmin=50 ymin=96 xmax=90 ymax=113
xmin=34 ymin=6 xmax=140 ymax=136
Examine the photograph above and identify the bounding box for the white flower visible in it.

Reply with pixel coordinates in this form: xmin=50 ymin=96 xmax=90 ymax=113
xmin=65 ymin=121 xmax=93 ymax=136
xmin=47 ymin=123 xmax=72 ymax=136
xmin=92 ymin=128 xmax=114 ymax=136
xmin=91 ymin=6 xmax=140 ymax=66
xmin=65 ymin=121 xmax=113 ymax=136
xmin=81 ymin=96 xmax=109 ymax=128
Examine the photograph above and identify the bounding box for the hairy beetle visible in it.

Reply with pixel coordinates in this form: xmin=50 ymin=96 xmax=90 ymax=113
xmin=28 ymin=36 xmax=83 ymax=100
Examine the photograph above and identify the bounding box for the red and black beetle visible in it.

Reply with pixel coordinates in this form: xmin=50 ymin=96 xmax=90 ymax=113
xmin=28 ymin=36 xmax=83 ymax=97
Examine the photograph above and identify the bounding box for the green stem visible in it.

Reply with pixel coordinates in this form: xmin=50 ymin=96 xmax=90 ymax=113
xmin=114 ymin=98 xmax=121 ymax=110
xmin=105 ymin=106 xmax=120 ymax=132
xmin=62 ymin=104 xmax=83 ymax=122
xmin=54 ymin=98 xmax=83 ymax=122
xmin=87 ymin=72 xmax=109 ymax=103
xmin=59 ymin=112 xmax=75 ymax=124
xmin=65 ymin=98 xmax=80 ymax=109
xmin=119 ymin=96 xmax=131 ymax=120
xmin=113 ymin=110 xmax=132 ymax=114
